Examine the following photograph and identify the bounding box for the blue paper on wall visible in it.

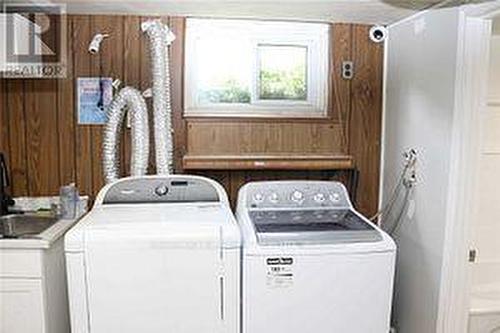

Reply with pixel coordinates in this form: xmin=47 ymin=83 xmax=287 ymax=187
xmin=77 ymin=77 xmax=113 ymax=125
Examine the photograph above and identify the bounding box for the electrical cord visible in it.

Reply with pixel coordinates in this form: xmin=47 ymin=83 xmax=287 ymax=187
xmin=388 ymin=186 xmax=412 ymax=235
xmin=370 ymin=162 xmax=409 ymax=221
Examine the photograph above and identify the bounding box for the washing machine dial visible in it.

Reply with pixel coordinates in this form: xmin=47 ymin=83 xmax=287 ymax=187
xmin=253 ymin=193 xmax=264 ymax=203
xmin=329 ymin=192 xmax=340 ymax=203
xmin=313 ymin=193 xmax=325 ymax=203
xmin=268 ymin=193 xmax=279 ymax=204
xmin=291 ymin=190 xmax=304 ymax=203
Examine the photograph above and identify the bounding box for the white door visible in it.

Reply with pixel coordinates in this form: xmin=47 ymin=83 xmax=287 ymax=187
xmin=0 ymin=279 xmax=45 ymax=333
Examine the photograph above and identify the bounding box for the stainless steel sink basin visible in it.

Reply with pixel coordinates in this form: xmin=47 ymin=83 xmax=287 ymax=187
xmin=0 ymin=214 xmax=58 ymax=239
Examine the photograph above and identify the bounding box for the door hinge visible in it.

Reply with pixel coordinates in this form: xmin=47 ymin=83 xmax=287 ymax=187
xmin=468 ymin=248 xmax=478 ymax=263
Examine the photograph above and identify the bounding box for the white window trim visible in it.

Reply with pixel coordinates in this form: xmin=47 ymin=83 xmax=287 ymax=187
xmin=184 ymin=18 xmax=330 ymax=118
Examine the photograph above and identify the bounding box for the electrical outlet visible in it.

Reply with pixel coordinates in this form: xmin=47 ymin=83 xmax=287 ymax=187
xmin=342 ymin=61 xmax=354 ymax=80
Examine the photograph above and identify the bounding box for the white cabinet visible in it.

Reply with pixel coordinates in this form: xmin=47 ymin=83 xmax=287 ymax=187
xmin=0 ymin=279 xmax=45 ymax=333
xmin=0 ymin=238 xmax=69 ymax=333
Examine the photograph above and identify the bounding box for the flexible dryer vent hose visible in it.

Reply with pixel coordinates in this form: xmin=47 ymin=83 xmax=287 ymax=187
xmin=102 ymin=86 xmax=149 ymax=183
xmin=141 ymin=19 xmax=176 ymax=175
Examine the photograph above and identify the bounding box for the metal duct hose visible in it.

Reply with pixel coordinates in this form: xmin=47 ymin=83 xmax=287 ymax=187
xmin=103 ymin=86 xmax=149 ymax=183
xmin=142 ymin=19 xmax=176 ymax=175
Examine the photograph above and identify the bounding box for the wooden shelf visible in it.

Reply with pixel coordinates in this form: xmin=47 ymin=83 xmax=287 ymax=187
xmin=183 ymin=155 xmax=354 ymax=171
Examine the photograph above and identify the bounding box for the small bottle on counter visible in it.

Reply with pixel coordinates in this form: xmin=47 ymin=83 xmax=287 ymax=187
xmin=59 ymin=183 xmax=79 ymax=219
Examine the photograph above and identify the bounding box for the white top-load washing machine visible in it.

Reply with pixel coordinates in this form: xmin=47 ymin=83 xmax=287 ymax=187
xmin=236 ymin=181 xmax=396 ymax=333
xmin=65 ymin=175 xmax=240 ymax=333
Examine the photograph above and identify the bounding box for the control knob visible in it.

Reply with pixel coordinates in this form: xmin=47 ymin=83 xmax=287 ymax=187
xmin=269 ymin=193 xmax=279 ymax=204
xmin=329 ymin=192 xmax=340 ymax=203
xmin=155 ymin=185 xmax=169 ymax=196
xmin=313 ymin=193 xmax=325 ymax=203
xmin=291 ymin=190 xmax=304 ymax=203
xmin=253 ymin=193 xmax=264 ymax=203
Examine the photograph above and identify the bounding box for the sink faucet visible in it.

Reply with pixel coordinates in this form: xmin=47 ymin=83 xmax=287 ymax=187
xmin=0 ymin=153 xmax=14 ymax=216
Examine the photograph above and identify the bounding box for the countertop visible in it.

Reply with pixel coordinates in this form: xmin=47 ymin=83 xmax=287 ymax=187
xmin=0 ymin=196 xmax=88 ymax=249
xmin=0 ymin=217 xmax=81 ymax=249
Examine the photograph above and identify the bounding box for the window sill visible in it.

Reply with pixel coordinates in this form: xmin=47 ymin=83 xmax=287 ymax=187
xmin=184 ymin=105 xmax=327 ymax=119
xmin=182 ymin=154 xmax=354 ymax=171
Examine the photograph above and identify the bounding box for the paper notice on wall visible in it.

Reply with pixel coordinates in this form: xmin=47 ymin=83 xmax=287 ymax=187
xmin=77 ymin=77 xmax=113 ymax=125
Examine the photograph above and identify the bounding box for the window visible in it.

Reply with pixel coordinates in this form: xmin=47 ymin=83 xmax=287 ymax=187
xmin=185 ymin=19 xmax=329 ymax=117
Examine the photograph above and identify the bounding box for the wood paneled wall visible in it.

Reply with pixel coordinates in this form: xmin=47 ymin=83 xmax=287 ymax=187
xmin=0 ymin=16 xmax=383 ymax=216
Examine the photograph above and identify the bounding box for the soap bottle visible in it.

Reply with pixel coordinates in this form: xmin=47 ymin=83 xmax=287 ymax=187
xmin=59 ymin=183 xmax=79 ymax=219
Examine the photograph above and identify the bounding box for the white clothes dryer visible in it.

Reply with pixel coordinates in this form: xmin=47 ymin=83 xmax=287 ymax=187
xmin=65 ymin=175 xmax=240 ymax=333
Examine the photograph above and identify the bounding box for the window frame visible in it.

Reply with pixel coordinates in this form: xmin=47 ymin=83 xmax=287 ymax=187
xmin=184 ymin=18 xmax=330 ymax=118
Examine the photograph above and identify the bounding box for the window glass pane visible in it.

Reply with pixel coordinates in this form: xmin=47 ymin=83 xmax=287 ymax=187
xmin=258 ymin=45 xmax=307 ymax=101
xmin=196 ymin=37 xmax=252 ymax=104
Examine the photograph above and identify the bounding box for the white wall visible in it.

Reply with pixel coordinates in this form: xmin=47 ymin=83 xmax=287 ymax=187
xmin=383 ymin=8 xmax=461 ymax=333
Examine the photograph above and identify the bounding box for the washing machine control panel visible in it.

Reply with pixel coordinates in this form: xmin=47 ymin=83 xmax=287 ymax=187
xmin=247 ymin=181 xmax=351 ymax=209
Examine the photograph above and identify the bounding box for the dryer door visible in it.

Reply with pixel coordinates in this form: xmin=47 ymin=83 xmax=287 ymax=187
xmin=84 ymin=224 xmax=225 ymax=333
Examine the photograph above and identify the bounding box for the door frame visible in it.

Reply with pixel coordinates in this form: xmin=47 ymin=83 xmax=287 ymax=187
xmin=437 ymin=3 xmax=500 ymax=333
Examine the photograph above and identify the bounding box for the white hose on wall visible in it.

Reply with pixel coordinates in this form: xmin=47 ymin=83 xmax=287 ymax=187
xmin=103 ymin=86 xmax=149 ymax=183
xmin=141 ymin=19 xmax=176 ymax=175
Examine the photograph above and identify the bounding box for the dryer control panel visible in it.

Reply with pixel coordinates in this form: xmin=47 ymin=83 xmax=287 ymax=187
xmin=101 ymin=176 xmax=221 ymax=204
xmin=245 ymin=181 xmax=351 ymax=210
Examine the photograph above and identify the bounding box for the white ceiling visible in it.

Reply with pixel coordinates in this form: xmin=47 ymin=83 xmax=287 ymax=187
xmin=41 ymin=0 xmax=447 ymax=24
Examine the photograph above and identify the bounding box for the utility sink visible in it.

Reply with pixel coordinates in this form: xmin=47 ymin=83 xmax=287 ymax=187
xmin=0 ymin=214 xmax=58 ymax=239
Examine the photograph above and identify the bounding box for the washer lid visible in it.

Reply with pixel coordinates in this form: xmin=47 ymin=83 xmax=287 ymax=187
xmin=250 ymin=209 xmax=382 ymax=245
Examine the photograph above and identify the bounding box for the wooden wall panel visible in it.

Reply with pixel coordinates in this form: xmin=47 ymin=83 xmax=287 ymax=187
xmin=187 ymin=121 xmax=345 ymax=156
xmin=57 ymin=19 xmax=76 ymax=186
xmin=0 ymin=81 xmax=7 ymax=154
xmin=72 ymin=15 xmax=93 ymax=197
xmin=25 ymin=79 xmax=60 ymax=195
xmin=331 ymin=24 xmax=352 ymax=152
xmin=6 ymin=80 xmax=28 ymax=195
xmin=170 ymin=17 xmax=187 ymax=173
xmin=349 ymin=25 xmax=384 ymax=216
xmin=0 ymin=80 xmax=10 ymax=194
xmin=89 ymin=15 xmax=125 ymax=194
xmin=0 ymin=16 xmax=383 ymax=215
